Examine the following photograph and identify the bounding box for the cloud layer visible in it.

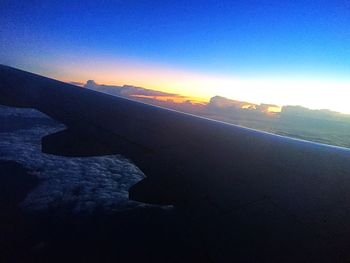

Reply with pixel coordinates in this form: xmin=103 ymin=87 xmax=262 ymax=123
xmin=0 ymin=106 xmax=153 ymax=214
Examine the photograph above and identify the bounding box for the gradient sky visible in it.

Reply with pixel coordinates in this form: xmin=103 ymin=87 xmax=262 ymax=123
xmin=1 ymin=1 xmax=350 ymax=113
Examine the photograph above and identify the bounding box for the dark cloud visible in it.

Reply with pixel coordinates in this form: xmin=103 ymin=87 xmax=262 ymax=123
xmin=84 ymin=80 xmax=182 ymax=98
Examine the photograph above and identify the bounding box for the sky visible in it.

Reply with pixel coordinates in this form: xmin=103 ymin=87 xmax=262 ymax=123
xmin=1 ymin=0 xmax=350 ymax=113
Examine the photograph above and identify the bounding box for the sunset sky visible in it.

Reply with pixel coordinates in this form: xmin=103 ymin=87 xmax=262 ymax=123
xmin=1 ymin=1 xmax=350 ymax=113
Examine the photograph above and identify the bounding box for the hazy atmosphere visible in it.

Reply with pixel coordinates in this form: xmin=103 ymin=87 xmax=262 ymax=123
xmin=84 ymin=80 xmax=350 ymax=149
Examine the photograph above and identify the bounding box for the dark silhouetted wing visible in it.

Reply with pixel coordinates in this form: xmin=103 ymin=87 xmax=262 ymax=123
xmin=1 ymin=65 xmax=350 ymax=262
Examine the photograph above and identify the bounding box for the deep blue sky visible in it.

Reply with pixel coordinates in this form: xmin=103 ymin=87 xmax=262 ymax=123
xmin=1 ymin=0 xmax=350 ymax=111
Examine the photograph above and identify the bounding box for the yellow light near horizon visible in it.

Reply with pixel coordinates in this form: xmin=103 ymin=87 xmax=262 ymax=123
xmin=241 ymin=104 xmax=257 ymax=110
xmin=267 ymin=106 xmax=282 ymax=113
xmin=130 ymin=94 xmax=206 ymax=104
xmin=49 ymin=57 xmax=350 ymax=114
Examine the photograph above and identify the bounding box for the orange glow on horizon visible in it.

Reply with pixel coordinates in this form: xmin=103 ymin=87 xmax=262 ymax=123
xmin=131 ymin=94 xmax=206 ymax=104
xmin=46 ymin=56 xmax=350 ymax=114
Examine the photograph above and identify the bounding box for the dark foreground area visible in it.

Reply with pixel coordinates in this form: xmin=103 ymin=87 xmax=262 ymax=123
xmin=0 ymin=160 xmax=207 ymax=263
xmin=2 ymin=66 xmax=350 ymax=262
xmin=0 ymin=105 xmax=207 ymax=262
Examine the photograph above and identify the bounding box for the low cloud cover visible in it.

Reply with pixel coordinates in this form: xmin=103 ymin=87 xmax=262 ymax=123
xmin=80 ymin=82 xmax=350 ymax=149
xmin=0 ymin=106 xmax=155 ymax=214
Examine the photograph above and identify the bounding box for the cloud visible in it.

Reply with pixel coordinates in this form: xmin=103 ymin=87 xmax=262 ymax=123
xmin=208 ymin=96 xmax=255 ymax=109
xmin=0 ymin=106 xmax=159 ymax=214
xmin=207 ymin=95 xmax=281 ymax=114
xmin=84 ymin=80 xmax=183 ymax=98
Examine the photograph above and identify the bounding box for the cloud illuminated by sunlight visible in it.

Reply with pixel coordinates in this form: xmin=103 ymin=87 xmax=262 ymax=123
xmin=46 ymin=56 xmax=350 ymax=114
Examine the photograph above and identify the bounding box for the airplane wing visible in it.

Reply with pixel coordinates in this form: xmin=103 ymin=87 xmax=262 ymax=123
xmin=1 ymin=65 xmax=350 ymax=262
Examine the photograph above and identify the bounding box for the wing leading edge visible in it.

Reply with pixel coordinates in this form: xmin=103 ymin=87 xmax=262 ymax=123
xmin=1 ymin=65 xmax=350 ymax=262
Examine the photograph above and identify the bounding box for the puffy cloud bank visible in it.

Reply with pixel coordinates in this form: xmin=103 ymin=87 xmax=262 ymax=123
xmin=0 ymin=106 xmax=153 ymax=214
xmin=84 ymin=80 xmax=183 ymax=98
